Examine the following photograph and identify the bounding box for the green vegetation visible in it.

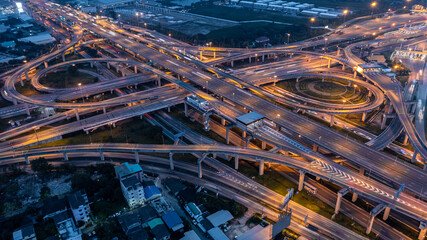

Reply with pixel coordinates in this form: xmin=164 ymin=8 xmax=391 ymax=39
xmin=196 ymin=191 xmax=247 ymax=218
xmin=34 ymin=219 xmax=58 ymax=240
xmin=40 ymin=67 xmax=99 ymax=89
xmin=235 ymin=161 xmax=378 ymax=239
xmin=32 ymin=117 xmax=167 ymax=149
xmin=31 ymin=157 xmax=53 ymax=174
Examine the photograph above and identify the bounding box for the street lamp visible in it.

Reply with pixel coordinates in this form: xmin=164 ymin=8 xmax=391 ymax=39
xmin=371 ymin=2 xmax=377 ymax=16
xmin=310 ymin=18 xmax=315 ymax=35
xmin=287 ymin=33 xmax=290 ymax=44
xmin=343 ymin=9 xmax=348 ymax=22
xmin=78 ymin=83 xmax=85 ymax=103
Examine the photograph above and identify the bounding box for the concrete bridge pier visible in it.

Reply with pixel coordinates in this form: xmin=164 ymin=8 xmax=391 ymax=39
xmin=90 ymin=62 xmax=94 ymax=68
xmin=231 ymin=60 xmax=234 ymax=67
xmin=335 ymin=188 xmax=350 ymax=214
xmin=382 ymin=206 xmax=391 ymax=220
xmin=135 ymin=152 xmax=139 ymax=163
xmin=62 ymin=53 xmax=66 ymax=62
xmin=25 ymin=156 xmax=29 ymax=165
xmin=107 ymin=62 xmax=110 ymax=69
xmin=63 ymin=152 xmax=68 ymax=161
xmin=12 ymin=98 xmax=17 ymax=105
xmin=25 ymin=104 xmax=30 ymax=116
xmin=44 ymin=61 xmax=48 ymax=68
xmin=258 ymin=159 xmax=264 ymax=176
xmin=362 ymin=112 xmax=367 ymax=122
xmin=262 ymin=55 xmax=265 ymax=62
xmin=245 ymin=136 xmax=251 ymax=148
xmin=100 ymin=151 xmax=105 ymax=161
xmin=121 ymin=68 xmax=125 ymax=77
xmin=418 ymin=221 xmax=426 ymax=240
xmin=184 ymin=102 xmax=188 ymax=117
xmin=330 ymin=115 xmax=334 ymax=127
xmin=200 ymin=51 xmax=203 ymax=60
xmin=262 ymin=141 xmax=266 ymax=150
xmin=25 ymin=72 xmax=29 ymax=81
xmin=298 ymin=170 xmax=305 ymax=191
xmin=169 ymin=153 xmax=174 ymax=170
xmin=354 ymin=70 xmax=357 ymax=78
xmin=75 ymin=109 xmax=80 ymax=121
xmin=197 ymin=153 xmax=207 ymax=178
xmin=366 ymin=204 xmax=386 ymax=234
xmin=234 ymin=155 xmax=239 ymax=170
xmin=313 ymin=143 xmax=318 ymax=152
xmin=157 ymin=75 xmax=161 ymax=86
xmin=249 ymin=56 xmax=251 ymax=63
xmin=412 ymin=150 xmax=418 ymax=163
xmin=242 ymin=131 xmax=247 ymax=138
xmin=403 ymin=134 xmax=409 ymax=145
xmin=327 ymin=59 xmax=331 ymax=68
xmin=134 ymin=65 xmax=138 ymax=74
xmin=221 ymin=118 xmax=226 ymax=126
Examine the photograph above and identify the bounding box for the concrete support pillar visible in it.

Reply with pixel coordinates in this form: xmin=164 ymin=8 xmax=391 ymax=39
xmin=245 ymin=137 xmax=250 ymax=148
xmin=262 ymin=141 xmax=266 ymax=150
xmin=412 ymin=150 xmax=418 ymax=163
xmin=167 ymin=107 xmax=171 ymax=112
xmin=90 ymin=62 xmax=93 ymax=68
xmin=157 ymin=75 xmax=161 ymax=86
xmin=121 ymin=68 xmax=125 ymax=77
xmin=200 ymin=51 xmax=203 ymax=60
xmin=342 ymin=64 xmax=345 ymax=70
xmin=258 ymin=159 xmax=264 ymax=176
xmin=63 ymin=152 xmax=68 ymax=161
xmin=382 ymin=207 xmax=391 ymax=221
xmin=419 ymin=222 xmax=427 ymax=240
xmin=103 ymin=107 xmax=106 ymax=114
xmin=366 ymin=214 xmax=375 ymax=235
xmin=381 ymin=114 xmax=387 ymax=130
xmin=330 ymin=115 xmax=334 ymax=127
xmin=352 ymin=192 xmax=358 ymax=202
xmin=242 ymin=131 xmax=247 ymax=138
xmin=313 ymin=143 xmax=318 ymax=152
xmin=335 ymin=192 xmax=344 ymax=214
xmin=107 ymin=62 xmax=110 ymax=69
xmin=100 ymin=151 xmax=105 ymax=161
xmin=327 ymin=59 xmax=331 ymax=68
xmin=75 ymin=109 xmax=80 ymax=121
xmin=354 ymin=70 xmax=357 ymax=78
xmin=43 ymin=108 xmax=49 ymax=118
xmin=249 ymin=56 xmax=251 ymax=63
xmin=213 ymin=51 xmax=216 ymax=59
xmin=403 ymin=134 xmax=409 ymax=145
xmin=44 ymin=61 xmax=48 ymax=68
xmin=362 ymin=112 xmax=367 ymax=122
xmin=368 ymin=91 xmax=372 ymax=97
xmin=169 ymin=153 xmax=174 ymax=170
xmin=184 ymin=102 xmax=188 ymax=117
xmin=298 ymin=170 xmax=305 ymax=191
xmin=262 ymin=55 xmax=265 ymax=62
xmin=25 ymin=104 xmax=30 ymax=116
xmin=221 ymin=118 xmax=226 ymax=126
xmin=234 ymin=155 xmax=239 ymax=170
xmin=62 ymin=53 xmax=65 ymax=62
xmin=134 ymin=65 xmax=137 ymax=74
xmin=25 ymin=156 xmax=29 ymax=165
xmin=226 ymin=127 xmax=230 ymax=144
xmin=135 ymin=152 xmax=139 ymax=163
xmin=25 ymin=72 xmax=29 ymax=81
xmin=231 ymin=61 xmax=234 ymax=67
xmin=12 ymin=98 xmax=17 ymax=105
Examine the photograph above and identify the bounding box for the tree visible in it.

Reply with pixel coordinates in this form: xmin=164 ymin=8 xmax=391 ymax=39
xmin=31 ymin=158 xmax=52 ymax=174
xmin=40 ymin=186 xmax=51 ymax=199
xmin=67 ymin=65 xmax=78 ymax=77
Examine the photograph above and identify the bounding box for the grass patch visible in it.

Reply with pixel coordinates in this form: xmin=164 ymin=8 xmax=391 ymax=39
xmin=40 ymin=69 xmax=99 ymax=89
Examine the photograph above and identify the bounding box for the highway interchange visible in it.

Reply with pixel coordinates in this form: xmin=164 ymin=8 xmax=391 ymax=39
xmin=1 ymin=1 xmax=427 ymax=239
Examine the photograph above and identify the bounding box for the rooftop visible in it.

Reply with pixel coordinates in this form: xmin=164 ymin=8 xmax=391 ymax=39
xmin=43 ymin=196 xmax=68 ymax=217
xmin=207 ymin=210 xmax=234 ymax=227
xmin=144 ymin=185 xmax=162 ymax=200
xmin=147 ymin=218 xmax=164 ymax=230
xmin=68 ymin=190 xmax=87 ymax=209
xmin=121 ymin=175 xmax=142 ymax=190
xmin=164 ymin=178 xmax=186 ymax=195
xmin=115 ymin=162 xmax=143 ymax=179
xmin=207 ymin=227 xmax=228 ymax=240
xmin=138 ymin=205 xmax=157 ymax=223
xmin=180 ymin=230 xmax=201 ymax=240
xmin=237 ymin=112 xmax=264 ymax=125
xmin=13 ymin=224 xmax=36 ymax=240
xmin=162 ymin=211 xmax=184 ymax=231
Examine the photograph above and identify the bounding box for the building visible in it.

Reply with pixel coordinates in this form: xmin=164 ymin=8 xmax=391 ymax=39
xmin=68 ymin=190 xmax=91 ymax=223
xmin=13 ymin=224 xmax=37 ymax=240
xmin=52 ymin=212 xmax=82 ymax=240
xmin=180 ymin=230 xmax=201 ymax=240
xmin=148 ymin=218 xmax=170 ymax=240
xmin=43 ymin=196 xmax=69 ymax=220
xmin=120 ymin=175 xmax=145 ymax=207
xmin=184 ymin=202 xmax=203 ymax=222
xmin=138 ymin=205 xmax=157 ymax=227
xmin=94 ymin=0 xmax=136 ymax=9
xmin=207 ymin=227 xmax=228 ymax=240
xmin=144 ymin=184 xmax=162 ymax=202
xmin=18 ymin=33 xmax=56 ymax=45
xmin=162 ymin=211 xmax=184 ymax=232
xmin=206 ymin=210 xmax=234 ymax=228
xmin=1 ymin=40 xmax=15 ymax=48
xmin=356 ymin=62 xmax=382 ymax=73
xmin=236 ymin=111 xmax=264 ymax=131
xmin=118 ymin=211 xmax=142 ymax=235
xmin=114 ymin=162 xmax=144 ymax=181
xmin=164 ymin=178 xmax=186 ymax=196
